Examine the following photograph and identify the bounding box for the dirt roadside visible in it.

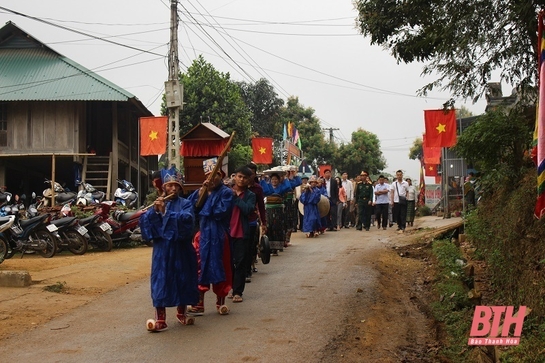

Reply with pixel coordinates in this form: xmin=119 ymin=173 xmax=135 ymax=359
xmin=0 ymin=247 xmax=152 ymax=341
xmin=0 ymin=217 xmax=457 ymax=361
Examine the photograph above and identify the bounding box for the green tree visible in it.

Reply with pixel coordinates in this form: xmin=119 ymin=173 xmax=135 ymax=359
xmin=454 ymin=107 xmax=533 ymax=189
xmin=178 ymin=55 xmax=252 ymax=144
xmin=279 ymin=97 xmax=334 ymax=166
xmin=237 ymin=78 xmax=284 ymax=137
xmin=335 ymin=128 xmax=386 ymax=177
xmin=408 ymin=137 xmax=423 ymax=161
xmin=228 ymin=144 xmax=252 ymax=172
xmin=354 ymin=0 xmax=539 ymax=102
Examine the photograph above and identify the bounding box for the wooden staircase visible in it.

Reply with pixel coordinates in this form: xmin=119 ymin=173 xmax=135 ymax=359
xmin=82 ymin=154 xmax=112 ymax=198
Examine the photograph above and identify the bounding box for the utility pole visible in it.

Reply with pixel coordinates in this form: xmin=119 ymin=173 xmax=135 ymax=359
xmin=164 ymin=0 xmax=183 ymax=169
xmin=322 ymin=127 xmax=339 ymax=144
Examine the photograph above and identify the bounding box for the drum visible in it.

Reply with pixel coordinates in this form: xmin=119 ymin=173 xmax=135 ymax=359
xmin=298 ymin=195 xmax=330 ymax=218
xmin=284 ymin=192 xmax=297 ymax=232
xmin=265 ymin=195 xmax=284 ymax=250
xmin=259 ymin=234 xmax=271 ymax=264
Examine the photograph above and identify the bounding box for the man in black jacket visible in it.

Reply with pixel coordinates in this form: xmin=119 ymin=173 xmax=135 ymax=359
xmin=323 ymin=169 xmax=339 ymax=231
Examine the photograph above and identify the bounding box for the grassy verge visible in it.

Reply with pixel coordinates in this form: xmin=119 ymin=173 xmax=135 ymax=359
xmin=429 ymin=239 xmax=473 ymax=362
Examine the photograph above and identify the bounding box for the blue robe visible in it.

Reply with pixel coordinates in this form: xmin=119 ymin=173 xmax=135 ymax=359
xmin=140 ymin=197 xmax=199 ymax=307
xmin=260 ymin=178 xmax=292 ymax=196
xmin=188 ymin=185 xmax=234 ymax=285
xmin=300 ymin=188 xmax=321 ymax=233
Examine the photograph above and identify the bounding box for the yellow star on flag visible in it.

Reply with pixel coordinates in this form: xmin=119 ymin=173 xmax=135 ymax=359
xmin=429 ymin=166 xmax=434 ymax=171
xmin=149 ymin=130 xmax=158 ymax=141
xmin=259 ymin=147 xmax=266 ymax=154
xmin=436 ymin=123 xmax=446 ymax=133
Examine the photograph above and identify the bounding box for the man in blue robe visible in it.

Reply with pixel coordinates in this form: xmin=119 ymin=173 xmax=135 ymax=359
xmin=188 ymin=161 xmax=234 ymax=316
xmin=141 ymin=167 xmax=198 ymax=332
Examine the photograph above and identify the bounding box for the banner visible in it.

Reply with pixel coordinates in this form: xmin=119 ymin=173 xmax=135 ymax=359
xmin=425 ymin=184 xmax=442 ymax=209
xmin=251 ymin=137 xmax=273 ymax=164
xmin=418 ymin=163 xmax=426 ymax=206
xmin=424 ymin=109 xmax=457 ymax=147
xmin=140 ymin=116 xmax=167 ymax=156
xmin=536 ymin=11 xmax=545 ymax=218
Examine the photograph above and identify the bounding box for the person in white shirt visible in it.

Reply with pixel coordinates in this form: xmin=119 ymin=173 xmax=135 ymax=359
xmin=341 ymin=172 xmax=354 ymax=228
xmin=373 ymin=175 xmax=390 ymax=230
xmin=389 ymin=170 xmax=409 ymax=233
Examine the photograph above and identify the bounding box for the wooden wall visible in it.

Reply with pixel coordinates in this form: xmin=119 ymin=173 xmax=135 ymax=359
xmin=6 ymin=101 xmax=82 ymax=153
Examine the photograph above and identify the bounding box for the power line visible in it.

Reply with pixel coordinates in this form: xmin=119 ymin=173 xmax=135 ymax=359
xmin=0 ymin=6 xmax=167 ymax=58
xmin=178 ymin=2 xmax=256 ymax=83
xmin=187 ymin=0 xmax=291 ymax=98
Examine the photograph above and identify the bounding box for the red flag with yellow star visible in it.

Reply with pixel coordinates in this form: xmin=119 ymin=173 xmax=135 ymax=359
xmin=424 ymin=109 xmax=457 ymax=147
xmin=140 ymin=116 xmax=167 ymax=156
xmin=424 ymin=164 xmax=439 ymax=177
xmin=252 ymin=137 xmax=273 ymax=164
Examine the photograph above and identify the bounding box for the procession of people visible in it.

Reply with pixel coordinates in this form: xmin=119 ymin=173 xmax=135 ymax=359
xmin=143 ymin=162 xmax=418 ymax=332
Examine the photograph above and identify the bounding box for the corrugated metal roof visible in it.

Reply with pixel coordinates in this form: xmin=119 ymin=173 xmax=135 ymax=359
xmin=0 ymin=48 xmax=135 ymax=101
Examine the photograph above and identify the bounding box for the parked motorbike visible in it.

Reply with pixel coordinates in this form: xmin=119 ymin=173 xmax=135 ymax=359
xmin=0 ymin=195 xmax=16 ymax=264
xmin=3 ymin=205 xmax=58 ymax=259
xmin=40 ymin=179 xmax=77 ymax=208
xmin=75 ymin=181 xmax=106 ymax=206
xmin=49 ymin=214 xmax=89 ymax=255
xmin=78 ymin=214 xmax=113 ymax=252
xmin=95 ymin=201 xmax=149 ymax=247
xmin=113 ymin=179 xmax=138 ymax=208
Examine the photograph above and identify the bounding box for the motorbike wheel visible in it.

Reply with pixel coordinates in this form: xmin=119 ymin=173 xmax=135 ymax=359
xmin=65 ymin=229 xmax=88 ymax=255
xmin=91 ymin=227 xmax=113 ymax=252
xmin=0 ymin=237 xmax=7 ymax=264
xmin=34 ymin=229 xmax=57 ymax=258
xmin=143 ymin=240 xmax=153 ymax=247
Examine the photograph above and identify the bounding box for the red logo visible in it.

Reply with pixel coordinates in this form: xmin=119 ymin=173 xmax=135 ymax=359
xmin=468 ymin=306 xmax=527 ymax=345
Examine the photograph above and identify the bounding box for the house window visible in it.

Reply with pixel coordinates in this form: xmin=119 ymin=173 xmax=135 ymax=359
xmin=0 ymin=103 xmax=7 ymax=147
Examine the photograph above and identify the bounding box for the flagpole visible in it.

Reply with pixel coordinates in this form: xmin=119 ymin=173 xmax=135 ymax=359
xmin=442 ymin=147 xmax=449 ymax=219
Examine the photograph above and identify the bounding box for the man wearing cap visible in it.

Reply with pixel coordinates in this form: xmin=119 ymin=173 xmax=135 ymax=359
xmin=141 ymin=167 xmax=199 ymax=332
xmin=355 ymin=171 xmax=374 ymax=231
xmin=188 ymin=159 xmax=234 ymax=316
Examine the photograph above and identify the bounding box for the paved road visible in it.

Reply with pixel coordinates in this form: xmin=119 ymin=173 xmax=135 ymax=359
xmin=0 ymin=217 xmax=459 ymax=363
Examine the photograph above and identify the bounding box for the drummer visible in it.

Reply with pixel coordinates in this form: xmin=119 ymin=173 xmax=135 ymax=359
xmin=316 ymin=177 xmax=328 ymax=234
xmin=260 ymin=169 xmax=292 ymax=255
xmin=295 ymin=174 xmax=309 ymax=232
xmin=299 ymin=176 xmax=321 ymax=238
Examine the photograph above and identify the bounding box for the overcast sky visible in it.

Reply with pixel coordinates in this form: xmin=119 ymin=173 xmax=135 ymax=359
xmin=0 ymin=0 xmax=493 ymax=181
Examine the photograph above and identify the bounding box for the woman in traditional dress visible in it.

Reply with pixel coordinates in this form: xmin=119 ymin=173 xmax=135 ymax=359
xmin=260 ymin=171 xmax=292 ymax=254
xmin=405 ymin=178 xmax=417 ymax=227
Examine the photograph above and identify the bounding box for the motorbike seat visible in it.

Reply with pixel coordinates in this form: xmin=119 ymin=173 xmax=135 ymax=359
xmin=51 ymin=216 xmax=77 ymax=228
xmin=0 ymin=216 xmax=12 ymax=224
xmin=79 ymin=215 xmax=99 ymax=226
xmin=20 ymin=214 xmax=48 ymax=229
xmin=55 ymin=192 xmax=76 ymax=203
xmin=116 ymin=211 xmax=141 ymax=222
xmin=92 ymin=191 xmax=104 ymax=198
